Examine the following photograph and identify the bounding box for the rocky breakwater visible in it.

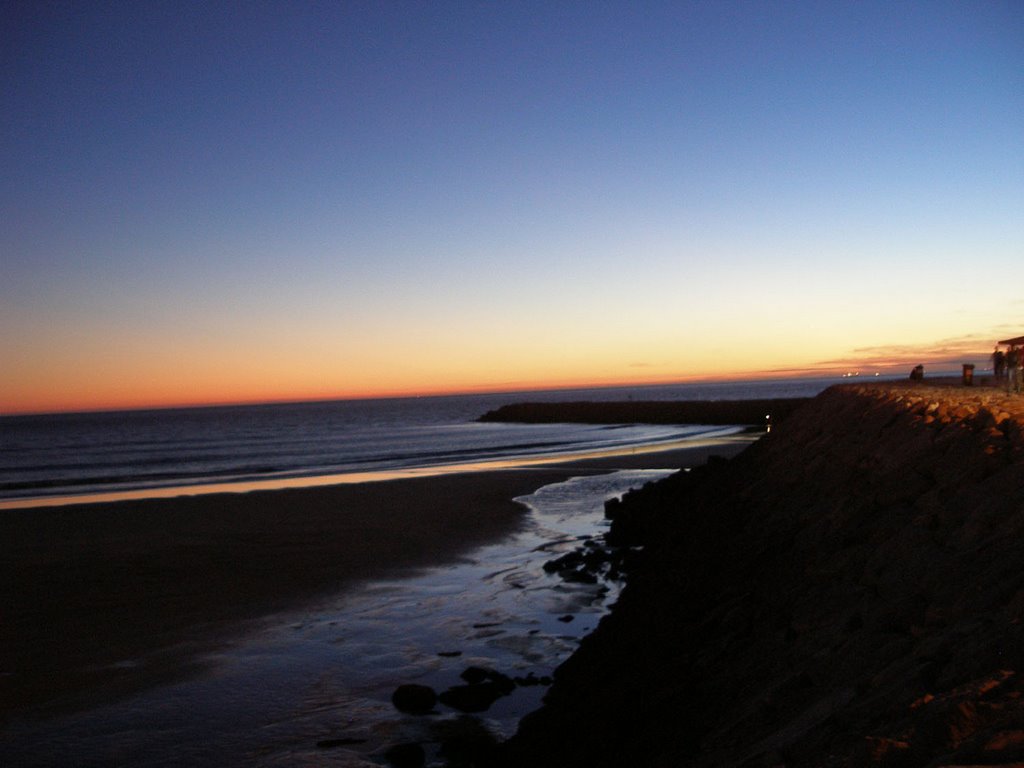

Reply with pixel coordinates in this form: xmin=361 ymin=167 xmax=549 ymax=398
xmin=478 ymin=399 xmax=810 ymax=427
xmin=491 ymin=379 xmax=1024 ymax=767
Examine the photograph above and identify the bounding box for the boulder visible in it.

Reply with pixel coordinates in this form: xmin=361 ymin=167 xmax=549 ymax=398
xmin=391 ymin=683 xmax=437 ymax=715
xmin=384 ymin=742 xmax=425 ymax=768
xmin=439 ymin=682 xmax=507 ymax=713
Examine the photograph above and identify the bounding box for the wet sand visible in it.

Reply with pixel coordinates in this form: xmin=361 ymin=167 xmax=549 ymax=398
xmin=0 ymin=439 xmax=751 ymax=722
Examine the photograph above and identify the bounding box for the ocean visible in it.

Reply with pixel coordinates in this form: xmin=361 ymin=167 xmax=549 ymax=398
xmin=0 ymin=377 xmax=836 ymax=506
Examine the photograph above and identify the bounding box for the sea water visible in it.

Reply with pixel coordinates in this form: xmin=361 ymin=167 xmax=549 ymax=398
xmin=0 ymin=377 xmax=834 ymax=505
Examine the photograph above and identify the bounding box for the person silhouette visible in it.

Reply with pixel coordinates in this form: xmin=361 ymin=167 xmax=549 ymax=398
xmin=992 ymin=346 xmax=1006 ymax=383
xmin=1007 ymin=346 xmax=1021 ymax=394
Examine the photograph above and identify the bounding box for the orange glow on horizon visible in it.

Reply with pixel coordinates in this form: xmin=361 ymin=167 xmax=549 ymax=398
xmin=2 ymin=342 xmax=994 ymax=417
xmin=2 ymin=321 xmax=1002 ymax=416
xmin=2 ymin=370 xmax=765 ymax=416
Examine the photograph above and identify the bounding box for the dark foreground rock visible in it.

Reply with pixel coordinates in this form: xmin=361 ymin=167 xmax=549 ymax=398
xmin=384 ymin=742 xmax=426 ymax=768
xmin=439 ymin=668 xmax=517 ymax=713
xmin=489 ymin=380 xmax=1024 ymax=767
xmin=392 ymin=683 xmax=438 ymax=714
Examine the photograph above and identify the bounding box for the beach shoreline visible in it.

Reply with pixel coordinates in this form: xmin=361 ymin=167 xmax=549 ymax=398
xmin=0 ymin=437 xmax=752 ymax=724
xmin=0 ymin=430 xmax=752 ymax=512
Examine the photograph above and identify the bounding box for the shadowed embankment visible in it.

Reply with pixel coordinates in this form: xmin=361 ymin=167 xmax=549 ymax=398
xmin=491 ymin=379 xmax=1024 ymax=767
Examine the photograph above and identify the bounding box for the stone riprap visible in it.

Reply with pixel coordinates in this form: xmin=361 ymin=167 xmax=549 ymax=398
xmin=490 ymin=378 xmax=1024 ymax=767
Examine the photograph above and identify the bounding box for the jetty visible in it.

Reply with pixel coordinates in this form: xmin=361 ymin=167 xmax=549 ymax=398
xmin=479 ymin=398 xmax=811 ymax=428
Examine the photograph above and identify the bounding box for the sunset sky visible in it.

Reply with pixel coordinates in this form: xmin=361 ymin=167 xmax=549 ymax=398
xmin=3 ymin=2 xmax=1022 ymax=414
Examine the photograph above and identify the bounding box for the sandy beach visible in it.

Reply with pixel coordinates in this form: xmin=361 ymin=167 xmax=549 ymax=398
xmin=0 ymin=438 xmax=751 ymax=724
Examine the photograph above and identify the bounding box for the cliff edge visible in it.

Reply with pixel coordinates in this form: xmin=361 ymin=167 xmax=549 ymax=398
xmin=493 ymin=379 xmax=1024 ymax=767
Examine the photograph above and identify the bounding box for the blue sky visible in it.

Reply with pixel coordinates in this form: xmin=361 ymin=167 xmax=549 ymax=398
xmin=2 ymin=1 xmax=1022 ymax=412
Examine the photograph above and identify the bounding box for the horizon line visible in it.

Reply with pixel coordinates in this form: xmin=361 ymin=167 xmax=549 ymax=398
xmin=0 ymin=358 xmax=985 ymax=418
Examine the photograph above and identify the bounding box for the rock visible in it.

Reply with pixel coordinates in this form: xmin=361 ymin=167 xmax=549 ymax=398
xmin=543 ymin=550 xmax=584 ymax=573
xmin=458 ymin=667 xmax=514 ymax=692
xmin=460 ymin=666 xmax=490 ymax=685
xmin=983 ymin=729 xmax=1024 ymax=751
xmin=384 ymin=742 xmax=425 ymax=768
xmin=561 ymin=567 xmax=598 ymax=584
xmin=435 ymin=715 xmax=499 ymax=765
xmin=490 ymin=670 xmax=516 ymax=694
xmin=440 ymin=668 xmax=516 ymax=712
xmin=391 ymin=683 xmax=437 ymax=714
xmin=583 ymin=548 xmax=607 ymax=567
xmin=439 ymin=682 xmax=508 ymax=713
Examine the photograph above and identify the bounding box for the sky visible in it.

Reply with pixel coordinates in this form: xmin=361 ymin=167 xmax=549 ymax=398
xmin=2 ymin=1 xmax=1022 ymax=414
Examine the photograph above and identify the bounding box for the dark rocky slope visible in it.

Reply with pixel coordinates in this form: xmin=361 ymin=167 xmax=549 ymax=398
xmin=491 ymin=380 xmax=1024 ymax=767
